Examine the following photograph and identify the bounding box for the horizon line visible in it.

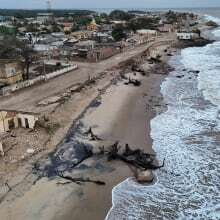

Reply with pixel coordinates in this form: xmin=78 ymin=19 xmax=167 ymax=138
xmin=0 ymin=6 xmax=220 ymax=10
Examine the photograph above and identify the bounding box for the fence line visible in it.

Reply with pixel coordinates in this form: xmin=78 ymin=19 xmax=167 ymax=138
xmin=0 ymin=65 xmax=78 ymax=96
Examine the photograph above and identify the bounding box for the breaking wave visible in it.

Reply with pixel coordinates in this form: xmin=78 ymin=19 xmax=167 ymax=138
xmin=106 ymin=15 xmax=220 ymax=220
xmin=203 ymin=15 xmax=220 ymax=24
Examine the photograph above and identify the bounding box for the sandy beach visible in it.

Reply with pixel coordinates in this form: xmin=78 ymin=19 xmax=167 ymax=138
xmin=0 ymin=42 xmax=174 ymax=220
xmin=56 ymin=70 xmax=166 ymax=220
xmin=0 ymin=6 xmax=217 ymax=219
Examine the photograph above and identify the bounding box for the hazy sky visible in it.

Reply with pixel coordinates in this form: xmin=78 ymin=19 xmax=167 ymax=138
xmin=0 ymin=0 xmax=220 ymax=9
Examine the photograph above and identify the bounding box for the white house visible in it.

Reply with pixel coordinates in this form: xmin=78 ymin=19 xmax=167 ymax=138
xmin=176 ymin=32 xmax=199 ymax=40
xmin=37 ymin=13 xmax=53 ymax=24
xmin=136 ymin=29 xmax=157 ymax=37
xmin=34 ymin=44 xmax=57 ymax=52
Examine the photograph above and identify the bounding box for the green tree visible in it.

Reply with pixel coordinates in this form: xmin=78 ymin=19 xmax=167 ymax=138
xmin=0 ymin=36 xmax=34 ymax=80
xmin=77 ymin=16 xmax=92 ymax=26
xmin=109 ymin=10 xmax=134 ymax=21
xmin=64 ymin=30 xmax=71 ymax=35
xmin=112 ymin=27 xmax=126 ymax=41
xmin=51 ymin=23 xmax=61 ymax=32
xmin=192 ymin=28 xmax=201 ymax=37
xmin=26 ymin=23 xmax=38 ymax=33
xmin=94 ymin=16 xmax=102 ymax=25
xmin=100 ymin=13 xmax=108 ymax=19
xmin=127 ymin=17 xmax=159 ymax=31
xmin=165 ymin=10 xmax=178 ymax=23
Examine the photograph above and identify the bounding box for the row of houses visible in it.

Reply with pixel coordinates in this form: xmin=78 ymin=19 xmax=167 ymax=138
xmin=32 ymin=28 xmax=159 ymax=61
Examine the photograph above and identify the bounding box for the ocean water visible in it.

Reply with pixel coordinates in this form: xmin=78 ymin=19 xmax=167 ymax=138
xmin=106 ymin=13 xmax=220 ymax=220
xmin=85 ymin=7 xmax=220 ymax=15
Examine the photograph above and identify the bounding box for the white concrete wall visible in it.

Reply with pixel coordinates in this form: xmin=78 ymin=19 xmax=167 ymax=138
xmin=0 ymin=121 xmax=5 ymax=132
xmin=0 ymin=117 xmax=18 ymax=132
xmin=177 ymin=33 xmax=199 ymax=40
xmin=0 ymin=111 xmax=38 ymax=132
xmin=0 ymin=111 xmax=8 ymax=132
xmin=17 ymin=113 xmax=38 ymax=129
xmin=0 ymin=65 xmax=78 ymax=96
xmin=0 ymin=142 xmax=4 ymax=156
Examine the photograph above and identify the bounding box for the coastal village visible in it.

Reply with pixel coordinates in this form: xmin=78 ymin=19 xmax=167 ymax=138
xmin=0 ymin=7 xmax=218 ymax=220
xmin=0 ymin=9 xmax=201 ymax=162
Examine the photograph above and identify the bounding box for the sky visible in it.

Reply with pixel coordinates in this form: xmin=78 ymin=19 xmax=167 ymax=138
xmin=0 ymin=0 xmax=220 ymax=9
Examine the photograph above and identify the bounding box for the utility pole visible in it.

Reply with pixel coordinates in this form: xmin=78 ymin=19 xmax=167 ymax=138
xmin=46 ymin=0 xmax=52 ymax=12
xmin=46 ymin=0 xmax=54 ymax=23
xmin=42 ymin=60 xmax=46 ymax=78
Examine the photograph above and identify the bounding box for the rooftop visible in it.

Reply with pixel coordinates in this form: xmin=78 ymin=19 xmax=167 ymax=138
xmin=136 ymin=29 xmax=157 ymax=34
xmin=37 ymin=13 xmax=53 ymax=16
xmin=0 ymin=59 xmax=22 ymax=64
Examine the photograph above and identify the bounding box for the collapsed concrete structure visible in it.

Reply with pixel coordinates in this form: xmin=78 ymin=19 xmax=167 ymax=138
xmin=0 ymin=110 xmax=39 ymax=132
xmin=0 ymin=133 xmax=9 ymax=156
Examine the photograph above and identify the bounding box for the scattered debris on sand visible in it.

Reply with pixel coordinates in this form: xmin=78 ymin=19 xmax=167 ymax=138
xmin=135 ymin=170 xmax=154 ymax=183
xmin=57 ymin=174 xmax=106 ymax=186
xmin=105 ymin=142 xmax=164 ymax=170
xmin=97 ymin=142 xmax=165 ymax=183
xmin=84 ymin=127 xmax=103 ymax=141
xmin=124 ymin=77 xmax=141 ymax=86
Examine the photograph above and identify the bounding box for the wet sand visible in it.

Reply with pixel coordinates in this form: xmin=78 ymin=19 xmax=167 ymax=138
xmin=55 ymin=72 xmax=166 ymax=220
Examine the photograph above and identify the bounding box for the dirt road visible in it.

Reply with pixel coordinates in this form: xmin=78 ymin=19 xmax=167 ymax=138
xmin=0 ymin=36 xmax=174 ymax=112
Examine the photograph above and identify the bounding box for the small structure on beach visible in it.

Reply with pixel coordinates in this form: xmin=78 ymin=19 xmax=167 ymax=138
xmin=176 ymin=32 xmax=199 ymax=40
xmin=0 ymin=110 xmax=39 ymax=132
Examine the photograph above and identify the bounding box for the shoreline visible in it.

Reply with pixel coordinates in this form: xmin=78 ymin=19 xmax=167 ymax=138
xmin=44 ymin=47 xmax=170 ymax=220
xmin=105 ymin=20 xmax=219 ymax=220
xmin=68 ymin=70 xmax=167 ymax=220
xmin=0 ymin=11 xmax=218 ymax=220
xmin=0 ymin=26 xmax=214 ymax=219
xmin=0 ymin=42 xmax=173 ymax=220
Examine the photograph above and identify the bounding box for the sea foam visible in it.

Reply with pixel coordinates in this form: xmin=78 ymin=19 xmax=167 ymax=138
xmin=106 ymin=16 xmax=220 ymax=220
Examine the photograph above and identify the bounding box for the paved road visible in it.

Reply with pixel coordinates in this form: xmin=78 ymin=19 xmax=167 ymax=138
xmin=0 ymin=37 xmax=174 ymax=112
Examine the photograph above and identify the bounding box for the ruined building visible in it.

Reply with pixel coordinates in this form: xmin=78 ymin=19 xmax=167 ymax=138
xmin=0 ymin=110 xmax=38 ymax=132
xmin=0 ymin=59 xmax=24 ymax=86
